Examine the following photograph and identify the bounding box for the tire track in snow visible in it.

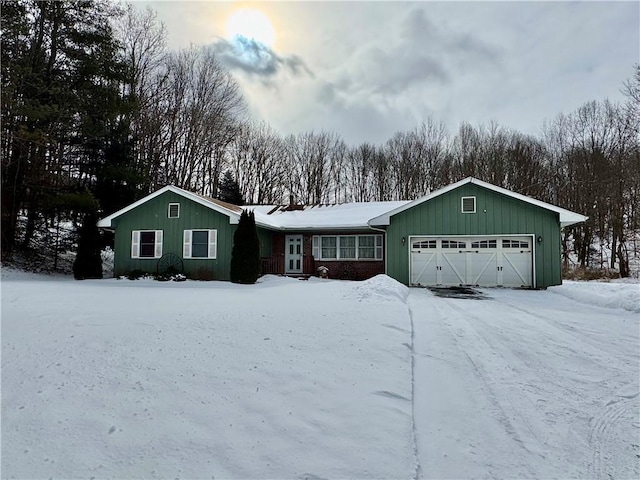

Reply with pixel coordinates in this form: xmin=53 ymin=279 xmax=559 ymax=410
xmin=430 ymin=300 xmax=547 ymax=466
xmin=589 ymin=391 xmax=640 ymax=480
xmin=407 ymin=304 xmax=422 ymax=480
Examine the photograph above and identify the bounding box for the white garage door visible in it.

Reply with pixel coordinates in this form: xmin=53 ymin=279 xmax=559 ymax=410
xmin=410 ymin=236 xmax=533 ymax=288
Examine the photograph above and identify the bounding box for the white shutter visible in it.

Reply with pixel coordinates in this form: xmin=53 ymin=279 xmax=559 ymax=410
xmin=208 ymin=229 xmax=217 ymax=259
xmin=312 ymin=235 xmax=319 ymax=260
xmin=183 ymin=230 xmax=192 ymax=258
xmin=154 ymin=230 xmax=163 ymax=258
xmin=131 ymin=231 xmax=140 ymax=258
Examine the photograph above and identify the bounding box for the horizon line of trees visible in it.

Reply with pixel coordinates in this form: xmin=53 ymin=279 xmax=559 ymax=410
xmin=2 ymin=1 xmax=639 ymax=275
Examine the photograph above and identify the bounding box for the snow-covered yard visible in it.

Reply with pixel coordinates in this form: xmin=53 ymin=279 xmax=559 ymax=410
xmin=2 ymin=270 xmax=638 ymax=479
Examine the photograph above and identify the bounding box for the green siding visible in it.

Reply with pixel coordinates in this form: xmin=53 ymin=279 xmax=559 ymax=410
xmin=386 ymin=184 xmax=562 ymax=288
xmin=112 ymin=191 xmax=240 ymax=280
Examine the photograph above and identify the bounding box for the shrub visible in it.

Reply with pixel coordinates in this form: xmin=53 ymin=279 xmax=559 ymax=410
xmin=230 ymin=210 xmax=260 ymax=284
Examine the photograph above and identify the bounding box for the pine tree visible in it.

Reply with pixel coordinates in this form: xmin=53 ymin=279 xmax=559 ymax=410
xmin=230 ymin=210 xmax=260 ymax=284
xmin=218 ymin=171 xmax=244 ymax=205
xmin=73 ymin=209 xmax=103 ymax=280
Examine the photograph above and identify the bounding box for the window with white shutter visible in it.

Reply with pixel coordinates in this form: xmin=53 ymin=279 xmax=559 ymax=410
xmin=131 ymin=230 xmax=162 ymax=258
xmin=183 ymin=230 xmax=217 ymax=259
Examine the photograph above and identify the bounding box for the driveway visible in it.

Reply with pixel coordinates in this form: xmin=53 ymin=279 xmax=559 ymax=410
xmin=409 ymin=287 xmax=639 ymax=479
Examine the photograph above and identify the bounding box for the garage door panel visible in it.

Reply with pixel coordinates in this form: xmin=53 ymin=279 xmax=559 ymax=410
xmin=411 ymin=252 xmax=437 ymax=285
xmin=502 ymin=251 xmax=532 ymax=287
xmin=441 ymin=252 xmax=466 ymax=285
xmin=469 ymin=252 xmax=498 ymax=286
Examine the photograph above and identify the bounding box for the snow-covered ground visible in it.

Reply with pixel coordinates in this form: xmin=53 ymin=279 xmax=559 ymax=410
xmin=2 ymin=270 xmax=638 ymax=479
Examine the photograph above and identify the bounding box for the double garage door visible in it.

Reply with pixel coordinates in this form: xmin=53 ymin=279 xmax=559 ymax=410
xmin=410 ymin=236 xmax=533 ymax=288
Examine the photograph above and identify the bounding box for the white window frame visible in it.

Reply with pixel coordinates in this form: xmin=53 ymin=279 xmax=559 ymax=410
xmin=168 ymin=203 xmax=180 ymax=218
xmin=461 ymin=196 xmax=476 ymax=213
xmin=131 ymin=230 xmax=163 ymax=259
xmin=183 ymin=229 xmax=217 ymax=259
xmin=312 ymin=235 xmax=383 ymax=261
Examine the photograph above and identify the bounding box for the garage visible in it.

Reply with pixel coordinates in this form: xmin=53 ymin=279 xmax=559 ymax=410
xmin=410 ymin=235 xmax=533 ymax=287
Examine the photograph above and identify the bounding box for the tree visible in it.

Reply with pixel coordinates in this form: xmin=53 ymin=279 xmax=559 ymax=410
xmin=73 ymin=208 xmax=102 ymax=280
xmin=218 ymin=171 xmax=244 ymax=205
xmin=229 ymin=210 xmax=260 ymax=284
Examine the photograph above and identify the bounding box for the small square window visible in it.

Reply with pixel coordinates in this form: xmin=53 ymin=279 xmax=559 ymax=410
xmin=461 ymin=196 xmax=476 ymax=213
xmin=168 ymin=203 xmax=180 ymax=218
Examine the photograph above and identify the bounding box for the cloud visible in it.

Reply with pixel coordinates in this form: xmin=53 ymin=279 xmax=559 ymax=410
xmin=211 ymin=36 xmax=313 ymax=79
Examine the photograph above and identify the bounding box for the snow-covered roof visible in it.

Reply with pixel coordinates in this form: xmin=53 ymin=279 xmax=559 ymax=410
xmin=248 ymin=201 xmax=410 ymax=231
xmin=97 ymin=185 xmax=408 ymax=231
xmin=98 ymin=178 xmax=587 ymax=232
xmin=368 ymin=177 xmax=588 ymax=228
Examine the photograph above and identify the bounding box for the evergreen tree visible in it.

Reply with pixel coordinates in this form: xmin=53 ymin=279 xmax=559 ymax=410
xmin=218 ymin=171 xmax=244 ymax=205
xmin=73 ymin=209 xmax=103 ymax=280
xmin=230 ymin=210 xmax=260 ymax=284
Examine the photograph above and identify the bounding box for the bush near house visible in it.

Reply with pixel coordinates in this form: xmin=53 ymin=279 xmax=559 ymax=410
xmin=230 ymin=210 xmax=260 ymax=284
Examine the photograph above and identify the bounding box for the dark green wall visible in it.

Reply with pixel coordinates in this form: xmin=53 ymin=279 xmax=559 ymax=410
xmin=113 ymin=191 xmax=242 ymax=280
xmin=386 ymin=183 xmax=562 ymax=288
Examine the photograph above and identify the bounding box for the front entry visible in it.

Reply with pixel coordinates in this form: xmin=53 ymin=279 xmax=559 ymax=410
xmin=285 ymin=235 xmax=303 ymax=274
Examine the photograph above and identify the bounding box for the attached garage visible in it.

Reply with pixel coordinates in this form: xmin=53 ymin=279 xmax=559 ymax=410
xmin=369 ymin=177 xmax=587 ymax=289
xmin=409 ymin=235 xmax=533 ymax=287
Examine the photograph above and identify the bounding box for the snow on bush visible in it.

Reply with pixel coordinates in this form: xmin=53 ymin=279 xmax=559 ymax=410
xmin=549 ymin=280 xmax=640 ymax=313
xmin=351 ymin=274 xmax=409 ymax=303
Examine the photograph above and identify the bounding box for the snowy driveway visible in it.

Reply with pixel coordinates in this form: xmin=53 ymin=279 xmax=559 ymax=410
xmin=410 ymin=287 xmax=640 ymax=479
xmin=2 ymin=271 xmax=638 ymax=479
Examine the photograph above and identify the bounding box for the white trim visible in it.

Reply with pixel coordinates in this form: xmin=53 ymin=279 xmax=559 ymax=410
xmin=97 ymin=185 xmax=241 ymax=227
xmin=368 ymin=177 xmax=588 ymax=228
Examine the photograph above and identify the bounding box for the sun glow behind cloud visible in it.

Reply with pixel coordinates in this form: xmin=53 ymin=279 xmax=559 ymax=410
xmin=225 ymin=8 xmax=276 ymax=48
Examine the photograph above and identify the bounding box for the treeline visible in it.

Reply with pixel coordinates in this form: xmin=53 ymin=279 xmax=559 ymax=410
xmin=2 ymin=1 xmax=639 ymax=275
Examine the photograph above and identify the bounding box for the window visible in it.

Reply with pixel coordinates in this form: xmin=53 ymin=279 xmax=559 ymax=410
xmin=441 ymin=240 xmax=466 ymax=249
xmin=131 ymin=230 xmax=163 ymax=258
xmin=313 ymin=235 xmax=383 ymax=260
xmin=461 ymin=196 xmax=476 ymax=213
xmin=321 ymin=236 xmax=337 ymax=259
xmin=503 ymin=239 xmax=529 ymax=249
xmin=340 ymin=236 xmax=356 ymax=259
xmin=471 ymin=240 xmax=497 ymax=249
xmin=168 ymin=203 xmax=180 ymax=218
xmin=184 ymin=230 xmax=217 ymax=259
xmin=412 ymin=239 xmax=436 ymax=250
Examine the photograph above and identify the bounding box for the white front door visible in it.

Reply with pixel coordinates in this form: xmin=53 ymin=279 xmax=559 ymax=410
xmin=285 ymin=235 xmax=303 ymax=274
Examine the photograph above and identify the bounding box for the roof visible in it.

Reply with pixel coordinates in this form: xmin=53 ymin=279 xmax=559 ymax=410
xmin=249 ymin=201 xmax=410 ymax=231
xmin=98 ymin=178 xmax=587 ymax=231
xmin=368 ymin=177 xmax=588 ymax=228
xmin=97 ymin=185 xmax=244 ymax=228
xmin=97 ymin=185 xmax=407 ymax=231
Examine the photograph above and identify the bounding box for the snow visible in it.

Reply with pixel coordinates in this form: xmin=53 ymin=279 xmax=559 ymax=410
xmin=249 ymin=201 xmax=409 ymax=230
xmin=2 ymin=270 xmax=639 ymax=479
xmin=549 ymin=280 xmax=640 ymax=313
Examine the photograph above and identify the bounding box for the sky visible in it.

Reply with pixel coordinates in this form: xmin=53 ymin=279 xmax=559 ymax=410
xmin=134 ymin=1 xmax=640 ymax=145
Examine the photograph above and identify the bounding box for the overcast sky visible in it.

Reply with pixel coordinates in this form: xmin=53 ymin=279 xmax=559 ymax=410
xmin=135 ymin=1 xmax=639 ymax=145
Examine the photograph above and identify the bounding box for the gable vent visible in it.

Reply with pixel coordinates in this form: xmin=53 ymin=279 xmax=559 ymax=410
xmin=168 ymin=203 xmax=180 ymax=218
xmin=461 ymin=196 xmax=476 ymax=213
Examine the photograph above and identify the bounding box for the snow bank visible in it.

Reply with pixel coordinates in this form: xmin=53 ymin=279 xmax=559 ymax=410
xmin=549 ymin=280 xmax=640 ymax=313
xmin=350 ymin=274 xmax=410 ymax=303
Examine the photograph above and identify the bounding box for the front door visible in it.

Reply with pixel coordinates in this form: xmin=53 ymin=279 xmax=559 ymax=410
xmin=285 ymin=235 xmax=303 ymax=274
